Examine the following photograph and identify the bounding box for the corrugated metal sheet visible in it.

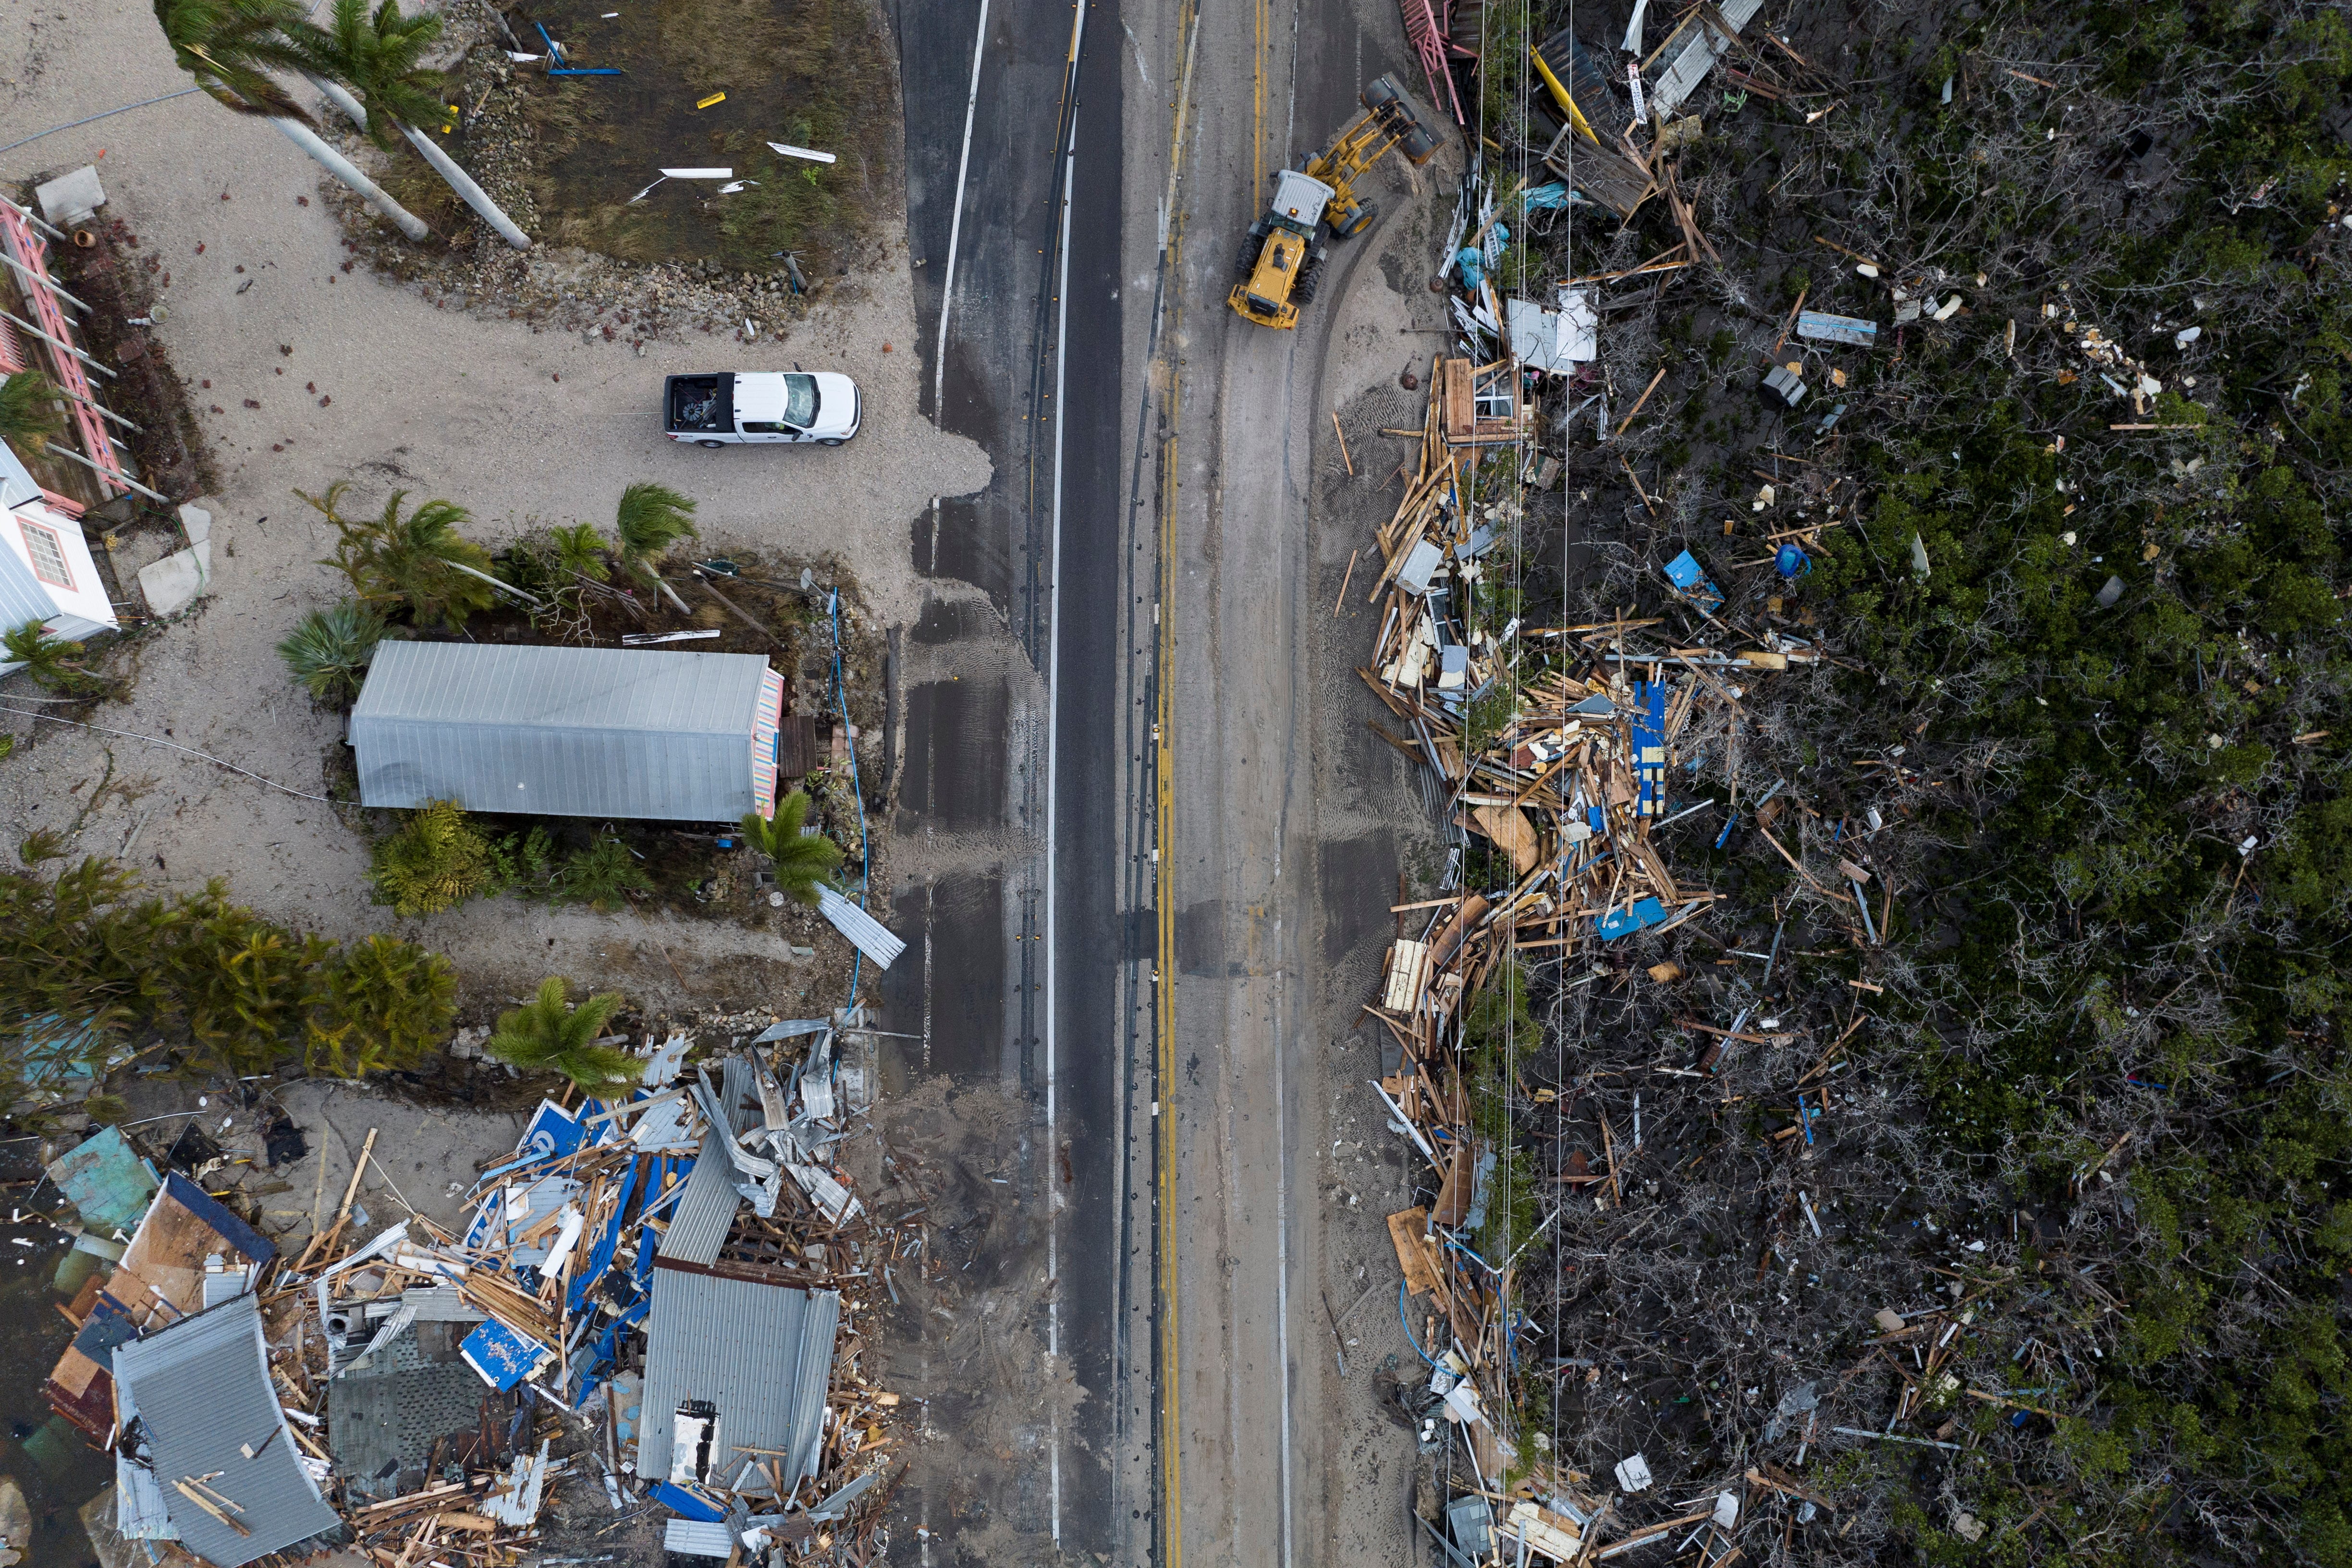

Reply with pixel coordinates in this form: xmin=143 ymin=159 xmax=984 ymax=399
xmin=349 ymin=641 xmax=779 ymax=822
xmin=1646 ymin=0 xmax=1764 ymax=120
xmin=111 ymin=1293 xmax=341 ymax=1567
xmin=658 ymin=1057 xmax=756 ymax=1265
xmin=817 ymin=886 xmax=906 ymax=968
xmin=634 ymin=1263 xmax=837 ymax=1489
xmin=665 ymin=1518 xmax=735 ymax=1557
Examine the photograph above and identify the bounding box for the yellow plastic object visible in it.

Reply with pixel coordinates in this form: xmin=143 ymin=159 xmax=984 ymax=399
xmin=696 ymin=91 xmax=727 ymax=109
xmin=1531 ymin=49 xmax=1599 ymax=144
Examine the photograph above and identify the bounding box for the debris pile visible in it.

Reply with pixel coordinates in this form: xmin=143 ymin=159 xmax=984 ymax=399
xmin=42 ymin=1017 xmax=910 ymax=1567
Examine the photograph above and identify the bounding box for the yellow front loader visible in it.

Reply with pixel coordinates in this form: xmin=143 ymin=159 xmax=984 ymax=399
xmin=1229 ymin=74 xmax=1443 ymax=330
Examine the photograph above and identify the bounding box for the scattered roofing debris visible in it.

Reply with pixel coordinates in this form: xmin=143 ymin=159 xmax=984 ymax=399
xmin=39 ymin=1017 xmax=907 ymax=1567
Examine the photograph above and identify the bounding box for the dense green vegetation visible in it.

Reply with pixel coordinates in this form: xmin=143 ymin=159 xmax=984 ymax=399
xmin=1776 ymin=6 xmax=2352 ymax=1558
xmin=1461 ymin=0 xmax=2352 ymax=1558
xmin=0 ymin=832 xmax=456 ymax=1111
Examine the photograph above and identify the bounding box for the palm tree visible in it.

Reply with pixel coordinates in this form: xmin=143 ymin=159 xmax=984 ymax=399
xmin=154 ymin=0 xmax=430 ymax=241
xmin=739 ymin=790 xmax=843 ymax=906
xmin=293 ymin=0 xmax=529 ymax=250
xmin=302 ymin=481 xmax=498 ymax=628
xmin=614 ymin=483 xmax=699 ymax=614
xmin=484 ymin=977 xmax=640 ymax=1094
xmin=276 ymin=598 xmax=388 ymax=704
xmin=0 ymin=370 xmax=65 ymax=450
xmin=2 ymin=621 xmax=107 ymax=695
xmin=550 ymin=522 xmax=610 ymax=583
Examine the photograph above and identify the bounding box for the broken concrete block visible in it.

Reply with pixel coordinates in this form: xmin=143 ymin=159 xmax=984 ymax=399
xmin=35 ymin=166 xmax=105 ymax=230
xmin=177 ymin=503 xmax=212 ymax=545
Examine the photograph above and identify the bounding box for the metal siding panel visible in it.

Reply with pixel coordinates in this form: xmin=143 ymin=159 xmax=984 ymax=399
xmin=788 ymin=1290 xmax=840 ymax=1477
xmin=636 ymin=1267 xmax=833 ymax=1487
xmin=111 ymin=1294 xmax=340 ymax=1566
xmin=0 ymin=531 xmax=59 ymax=629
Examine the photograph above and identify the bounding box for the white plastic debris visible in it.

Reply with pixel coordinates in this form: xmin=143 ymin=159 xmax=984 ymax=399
xmin=1614 ymin=1452 xmax=1654 ymax=1493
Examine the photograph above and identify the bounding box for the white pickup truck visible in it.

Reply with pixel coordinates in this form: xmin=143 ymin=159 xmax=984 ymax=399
xmin=663 ymin=370 xmax=863 ymax=447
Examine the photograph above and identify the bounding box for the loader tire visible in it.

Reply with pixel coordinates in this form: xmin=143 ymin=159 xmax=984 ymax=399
xmin=1295 ymin=248 xmax=1327 ymax=306
xmin=1338 ymin=201 xmax=1378 ymax=239
xmin=1236 ymin=221 xmax=1269 ymax=281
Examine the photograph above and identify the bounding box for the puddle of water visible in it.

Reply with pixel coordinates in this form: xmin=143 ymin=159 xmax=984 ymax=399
xmin=0 ymin=1171 xmax=111 ymax=1568
xmin=511 ymin=0 xmax=896 ymax=271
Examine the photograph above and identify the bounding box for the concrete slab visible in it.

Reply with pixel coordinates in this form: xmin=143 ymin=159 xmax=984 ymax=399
xmin=135 ymin=543 xmax=209 ymax=616
xmin=176 ymin=502 xmax=211 ymax=544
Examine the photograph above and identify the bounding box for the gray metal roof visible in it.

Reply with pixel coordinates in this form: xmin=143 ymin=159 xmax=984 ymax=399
xmin=349 ymin=641 xmax=779 ymax=821
xmin=111 ymin=1293 xmax=342 ymax=1567
xmin=659 ymin=1056 xmax=757 ymax=1265
xmin=634 ymin=1262 xmax=837 ymax=1488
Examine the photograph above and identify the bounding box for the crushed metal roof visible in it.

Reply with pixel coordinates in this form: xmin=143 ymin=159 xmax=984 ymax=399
xmin=634 ymin=1262 xmax=837 ymax=1490
xmin=658 ymin=1055 xmax=757 ymax=1265
xmin=349 ymin=641 xmax=783 ymax=822
xmin=111 ymin=1293 xmax=341 ymax=1567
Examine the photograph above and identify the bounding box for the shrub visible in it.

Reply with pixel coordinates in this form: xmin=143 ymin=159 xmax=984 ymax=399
xmin=368 ymin=799 xmax=495 ymax=916
xmin=556 ymin=836 xmax=652 ymax=911
xmin=306 ymin=934 xmax=457 ymax=1078
xmin=277 ymin=600 xmax=391 ymax=705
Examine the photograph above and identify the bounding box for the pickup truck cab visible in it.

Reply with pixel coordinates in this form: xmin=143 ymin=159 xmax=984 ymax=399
xmin=664 ymin=371 xmax=862 ymax=447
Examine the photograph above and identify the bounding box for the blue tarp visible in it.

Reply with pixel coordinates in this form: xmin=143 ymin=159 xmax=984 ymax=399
xmin=1597 ymin=897 xmax=1670 ymax=941
xmin=652 ymin=1481 xmax=727 ymax=1522
xmin=1664 ymin=550 xmax=1725 ymax=614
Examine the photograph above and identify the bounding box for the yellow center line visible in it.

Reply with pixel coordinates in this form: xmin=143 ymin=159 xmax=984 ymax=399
xmin=1252 ymin=0 xmax=1267 ymax=181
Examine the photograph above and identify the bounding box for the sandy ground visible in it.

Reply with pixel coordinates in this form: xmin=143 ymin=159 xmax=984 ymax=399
xmin=0 ymin=5 xmax=987 ymax=1009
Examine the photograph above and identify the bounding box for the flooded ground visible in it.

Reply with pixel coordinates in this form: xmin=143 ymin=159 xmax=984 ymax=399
xmin=506 ymin=0 xmax=897 ymax=271
xmin=0 ymin=1147 xmax=110 ymax=1568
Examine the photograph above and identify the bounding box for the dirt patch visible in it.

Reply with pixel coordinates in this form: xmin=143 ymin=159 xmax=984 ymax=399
xmin=502 ymin=0 xmax=896 ymax=273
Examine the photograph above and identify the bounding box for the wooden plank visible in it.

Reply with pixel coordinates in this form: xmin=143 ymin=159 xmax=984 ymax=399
xmin=1387 ymin=1208 xmax=1440 ymax=1296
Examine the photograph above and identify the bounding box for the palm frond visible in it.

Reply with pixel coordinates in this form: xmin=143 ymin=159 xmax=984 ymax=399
xmin=0 ymin=371 xmax=65 ymax=448
xmin=614 ymin=483 xmax=699 ymax=569
xmin=741 ymin=790 xmax=842 ymax=905
xmin=484 ymin=977 xmax=637 ymax=1092
xmin=276 ymin=599 xmax=389 ymax=705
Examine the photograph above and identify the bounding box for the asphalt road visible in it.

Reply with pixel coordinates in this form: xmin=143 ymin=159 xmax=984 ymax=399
xmin=1143 ymin=2 xmax=1416 ymax=1562
xmin=883 ymin=0 xmax=1419 ymax=1560
xmin=881 ymin=0 xmax=1131 ymax=1557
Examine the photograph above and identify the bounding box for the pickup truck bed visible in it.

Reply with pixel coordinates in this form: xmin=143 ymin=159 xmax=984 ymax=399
xmin=665 ymin=375 xmax=732 ymax=434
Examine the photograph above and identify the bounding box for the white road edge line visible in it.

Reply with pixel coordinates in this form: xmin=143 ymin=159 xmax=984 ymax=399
xmin=1045 ymin=0 xmax=1089 ymax=1549
xmin=931 ymin=0 xmax=991 ymax=416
